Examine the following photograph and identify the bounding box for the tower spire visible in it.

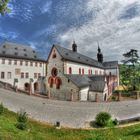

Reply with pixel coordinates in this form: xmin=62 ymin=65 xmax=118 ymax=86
xmin=72 ymin=41 xmax=77 ymax=52
xmin=97 ymin=42 xmax=103 ymax=63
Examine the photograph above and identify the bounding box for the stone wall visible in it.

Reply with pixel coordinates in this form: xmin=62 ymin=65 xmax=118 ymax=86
xmin=46 ymin=47 xmax=79 ymax=101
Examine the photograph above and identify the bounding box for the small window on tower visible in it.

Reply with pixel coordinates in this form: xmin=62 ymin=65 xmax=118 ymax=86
xmin=52 ymin=53 xmax=56 ymax=58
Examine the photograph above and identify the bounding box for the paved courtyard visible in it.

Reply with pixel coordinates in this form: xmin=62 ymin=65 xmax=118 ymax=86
xmin=0 ymin=88 xmax=140 ymax=128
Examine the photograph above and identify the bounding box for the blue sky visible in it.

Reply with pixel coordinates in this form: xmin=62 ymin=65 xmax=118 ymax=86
xmin=0 ymin=0 xmax=140 ymax=61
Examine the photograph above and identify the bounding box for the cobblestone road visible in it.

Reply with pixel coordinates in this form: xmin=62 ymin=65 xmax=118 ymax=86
xmin=0 ymin=88 xmax=140 ymax=128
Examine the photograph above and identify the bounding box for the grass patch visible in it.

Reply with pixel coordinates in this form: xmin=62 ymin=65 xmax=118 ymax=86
xmin=0 ymin=107 xmax=140 ymax=139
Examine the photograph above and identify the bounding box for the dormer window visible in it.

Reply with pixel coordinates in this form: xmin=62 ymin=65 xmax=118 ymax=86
xmin=2 ymin=51 xmax=5 ymax=54
xmin=33 ymin=50 xmax=35 ymax=53
xmin=23 ymin=49 xmax=26 ymax=51
xmin=15 ymin=47 xmax=18 ymax=50
xmin=34 ymin=55 xmax=37 ymax=58
xmin=3 ymin=45 xmax=6 ymax=48
xmin=24 ymin=54 xmax=27 ymax=57
xmin=15 ymin=52 xmax=18 ymax=56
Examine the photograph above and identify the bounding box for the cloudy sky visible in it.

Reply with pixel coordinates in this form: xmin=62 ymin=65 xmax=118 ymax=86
xmin=0 ymin=0 xmax=140 ymax=61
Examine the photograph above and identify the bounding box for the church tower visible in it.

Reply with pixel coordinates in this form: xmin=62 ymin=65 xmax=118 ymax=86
xmin=72 ymin=41 xmax=77 ymax=52
xmin=97 ymin=44 xmax=103 ymax=63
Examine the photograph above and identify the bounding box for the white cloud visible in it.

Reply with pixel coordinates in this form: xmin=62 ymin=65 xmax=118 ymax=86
xmin=40 ymin=1 xmax=52 ymax=14
xmin=57 ymin=0 xmax=140 ymax=62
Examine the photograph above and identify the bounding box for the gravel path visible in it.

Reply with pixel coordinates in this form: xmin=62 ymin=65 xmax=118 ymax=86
xmin=0 ymin=88 xmax=140 ymax=128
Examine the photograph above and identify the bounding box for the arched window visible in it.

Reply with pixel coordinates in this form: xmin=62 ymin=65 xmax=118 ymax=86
xmin=55 ymin=77 xmax=62 ymax=89
xmin=69 ymin=67 xmax=72 ymax=74
xmin=48 ymin=77 xmax=54 ymax=88
xmin=52 ymin=50 xmax=56 ymax=58
xmin=82 ymin=69 xmax=84 ymax=75
xmin=91 ymin=70 xmax=92 ymax=75
xmin=88 ymin=69 xmax=90 ymax=75
xmin=51 ymin=68 xmax=58 ymax=77
xmin=79 ymin=68 xmax=81 ymax=75
xmin=52 ymin=53 xmax=56 ymax=58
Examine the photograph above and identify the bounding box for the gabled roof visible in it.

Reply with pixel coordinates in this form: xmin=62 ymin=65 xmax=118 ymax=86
xmin=103 ymin=61 xmax=118 ymax=69
xmin=54 ymin=45 xmax=104 ymax=68
xmin=0 ymin=42 xmax=46 ymax=62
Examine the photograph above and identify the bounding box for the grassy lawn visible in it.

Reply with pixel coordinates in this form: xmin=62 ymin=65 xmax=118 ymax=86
xmin=0 ymin=108 xmax=140 ymax=140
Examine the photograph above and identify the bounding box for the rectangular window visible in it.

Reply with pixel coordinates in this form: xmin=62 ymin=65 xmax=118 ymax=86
xmin=7 ymin=72 xmax=12 ymax=79
xmin=2 ymin=59 xmax=5 ymax=64
xmin=40 ymin=63 xmax=42 ymax=67
xmin=34 ymin=73 xmax=37 ymax=79
xmin=25 ymin=61 xmax=28 ymax=66
xmin=30 ymin=62 xmax=33 ymax=66
xmin=1 ymin=72 xmax=5 ymax=79
xmin=8 ymin=59 xmax=12 ymax=65
xmin=21 ymin=72 xmax=24 ymax=78
xmin=14 ymin=60 xmax=17 ymax=65
xmin=35 ymin=62 xmax=38 ymax=67
xmin=20 ymin=61 xmax=23 ymax=66
xmin=38 ymin=73 xmax=41 ymax=78
xmin=25 ymin=72 xmax=29 ymax=78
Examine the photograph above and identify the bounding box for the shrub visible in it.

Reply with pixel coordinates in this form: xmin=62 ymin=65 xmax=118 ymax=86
xmin=111 ymin=96 xmax=116 ymax=101
xmin=16 ymin=122 xmax=27 ymax=130
xmin=16 ymin=110 xmax=28 ymax=130
xmin=113 ymin=119 xmax=119 ymax=125
xmin=0 ymin=103 xmax=4 ymax=115
xmin=17 ymin=111 xmax=27 ymax=123
xmin=95 ymin=112 xmax=111 ymax=127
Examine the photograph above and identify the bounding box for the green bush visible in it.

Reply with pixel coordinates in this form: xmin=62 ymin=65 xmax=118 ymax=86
xmin=17 ymin=111 xmax=27 ymax=123
xmin=16 ymin=122 xmax=27 ymax=130
xmin=16 ymin=110 xmax=28 ymax=130
xmin=95 ymin=112 xmax=111 ymax=127
xmin=113 ymin=119 xmax=119 ymax=125
xmin=0 ymin=103 xmax=4 ymax=115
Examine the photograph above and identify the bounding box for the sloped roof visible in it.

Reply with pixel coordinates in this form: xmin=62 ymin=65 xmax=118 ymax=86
xmin=54 ymin=45 xmax=104 ymax=68
xmin=0 ymin=42 xmax=46 ymax=62
xmin=89 ymin=76 xmax=106 ymax=92
xmin=65 ymin=74 xmax=106 ymax=92
xmin=103 ymin=61 xmax=118 ymax=69
xmin=65 ymin=75 xmax=91 ymax=88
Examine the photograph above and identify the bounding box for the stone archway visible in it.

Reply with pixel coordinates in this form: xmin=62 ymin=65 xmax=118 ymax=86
xmin=104 ymin=94 xmax=107 ymax=101
xmin=34 ymin=82 xmax=39 ymax=92
xmin=24 ymin=83 xmax=30 ymax=91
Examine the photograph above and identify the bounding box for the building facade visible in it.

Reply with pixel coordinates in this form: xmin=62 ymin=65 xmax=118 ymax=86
xmin=46 ymin=42 xmax=119 ymax=101
xmin=0 ymin=42 xmax=47 ymax=94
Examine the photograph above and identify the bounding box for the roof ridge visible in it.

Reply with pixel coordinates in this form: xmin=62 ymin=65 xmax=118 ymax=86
xmin=54 ymin=44 xmax=101 ymax=64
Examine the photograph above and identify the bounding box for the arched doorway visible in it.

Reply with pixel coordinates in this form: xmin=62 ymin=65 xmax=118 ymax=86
xmin=34 ymin=82 xmax=39 ymax=92
xmin=24 ymin=83 xmax=30 ymax=91
xmin=104 ymin=94 xmax=107 ymax=101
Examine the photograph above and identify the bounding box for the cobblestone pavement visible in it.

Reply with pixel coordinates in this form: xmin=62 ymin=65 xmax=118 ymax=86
xmin=0 ymin=88 xmax=140 ymax=128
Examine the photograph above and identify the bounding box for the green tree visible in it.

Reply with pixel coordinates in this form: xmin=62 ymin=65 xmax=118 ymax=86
xmin=0 ymin=0 xmax=10 ymax=15
xmin=121 ymin=49 xmax=140 ymax=90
